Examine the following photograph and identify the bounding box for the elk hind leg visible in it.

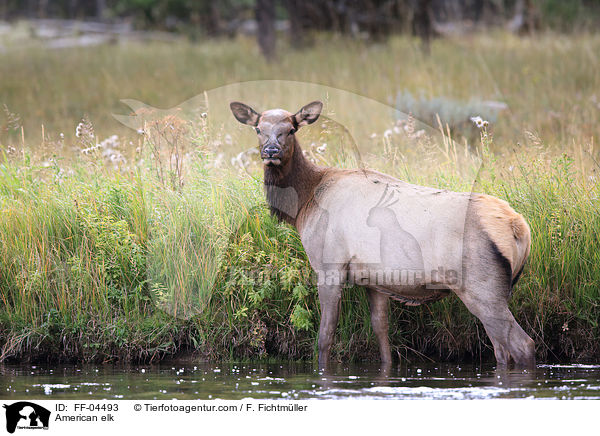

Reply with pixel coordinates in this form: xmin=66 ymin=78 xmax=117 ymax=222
xmin=457 ymin=289 xmax=535 ymax=368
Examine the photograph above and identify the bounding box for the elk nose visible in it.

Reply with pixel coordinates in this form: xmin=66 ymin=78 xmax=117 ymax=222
xmin=263 ymin=144 xmax=280 ymax=157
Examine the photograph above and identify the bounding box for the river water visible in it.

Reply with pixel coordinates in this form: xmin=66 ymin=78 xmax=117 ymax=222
xmin=1 ymin=362 xmax=599 ymax=400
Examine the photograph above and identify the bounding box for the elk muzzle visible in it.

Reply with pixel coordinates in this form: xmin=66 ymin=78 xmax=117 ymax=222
xmin=261 ymin=143 xmax=282 ymax=165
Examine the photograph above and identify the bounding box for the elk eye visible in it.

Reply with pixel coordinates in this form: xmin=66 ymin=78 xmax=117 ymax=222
xmin=255 ymin=127 xmax=260 ymax=134
xmin=289 ymin=128 xmax=296 ymax=135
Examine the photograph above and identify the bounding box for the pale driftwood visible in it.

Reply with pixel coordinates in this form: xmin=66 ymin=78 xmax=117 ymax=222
xmin=16 ymin=19 xmax=182 ymax=49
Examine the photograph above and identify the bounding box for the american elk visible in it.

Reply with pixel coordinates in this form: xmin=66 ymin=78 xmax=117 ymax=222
xmin=230 ymin=100 xmax=535 ymax=369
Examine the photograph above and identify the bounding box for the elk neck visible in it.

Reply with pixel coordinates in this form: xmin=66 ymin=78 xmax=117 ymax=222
xmin=263 ymin=136 xmax=327 ymax=227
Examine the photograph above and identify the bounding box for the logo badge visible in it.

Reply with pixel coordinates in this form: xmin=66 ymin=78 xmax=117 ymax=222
xmin=3 ymin=402 xmax=50 ymax=433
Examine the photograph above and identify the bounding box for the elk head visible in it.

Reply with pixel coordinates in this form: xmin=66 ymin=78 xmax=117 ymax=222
xmin=230 ymin=101 xmax=323 ymax=167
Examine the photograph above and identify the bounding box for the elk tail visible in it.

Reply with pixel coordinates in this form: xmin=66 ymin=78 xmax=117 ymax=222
xmin=473 ymin=194 xmax=531 ymax=288
xmin=510 ymin=213 xmax=531 ymax=287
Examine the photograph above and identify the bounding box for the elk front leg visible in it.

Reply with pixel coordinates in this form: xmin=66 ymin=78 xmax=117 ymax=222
xmin=317 ymin=282 xmax=342 ymax=370
xmin=367 ymin=288 xmax=392 ymax=366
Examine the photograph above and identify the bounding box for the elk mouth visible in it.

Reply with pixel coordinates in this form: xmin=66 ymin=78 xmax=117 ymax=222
xmin=263 ymin=158 xmax=282 ymax=166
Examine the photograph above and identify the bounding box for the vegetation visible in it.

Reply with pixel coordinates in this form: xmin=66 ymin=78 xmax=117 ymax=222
xmin=3 ymin=0 xmax=600 ymax=33
xmin=3 ymin=1 xmax=600 ymax=59
xmin=0 ymin=33 xmax=599 ymax=364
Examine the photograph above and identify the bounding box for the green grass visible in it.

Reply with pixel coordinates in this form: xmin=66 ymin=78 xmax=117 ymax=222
xmin=0 ymin=32 xmax=599 ymax=363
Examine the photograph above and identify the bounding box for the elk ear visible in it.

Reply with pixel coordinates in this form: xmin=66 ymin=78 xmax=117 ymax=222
xmin=294 ymin=101 xmax=323 ymax=128
xmin=230 ymin=102 xmax=260 ymax=126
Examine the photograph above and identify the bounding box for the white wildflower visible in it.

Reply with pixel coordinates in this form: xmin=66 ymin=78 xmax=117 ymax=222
xmin=231 ymin=151 xmax=250 ymax=169
xmin=316 ymin=143 xmax=327 ymax=154
xmin=54 ymin=168 xmax=65 ymax=184
xmin=370 ymin=133 xmax=377 ymax=139
xmin=76 ymin=119 xmax=94 ymax=138
xmin=136 ymin=128 xmax=145 ymax=135
xmin=383 ymin=129 xmax=393 ymax=139
xmin=99 ymin=135 xmax=120 ymax=150
xmin=470 ymin=116 xmax=488 ymax=129
xmin=212 ymin=152 xmax=224 ymax=168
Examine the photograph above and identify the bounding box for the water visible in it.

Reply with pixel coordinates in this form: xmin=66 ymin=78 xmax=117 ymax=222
xmin=1 ymin=362 xmax=599 ymax=400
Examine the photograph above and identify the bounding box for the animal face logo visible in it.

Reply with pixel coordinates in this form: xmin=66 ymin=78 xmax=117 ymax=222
xmin=367 ymin=184 xmax=425 ymax=278
xmin=3 ymin=402 xmax=50 ymax=433
xmin=366 ymin=184 xmax=399 ymax=227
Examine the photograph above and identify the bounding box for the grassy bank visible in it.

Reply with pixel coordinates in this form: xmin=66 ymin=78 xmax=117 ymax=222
xmin=1 ymin=33 xmax=599 ymax=364
xmin=1 ymin=130 xmax=599 ymax=364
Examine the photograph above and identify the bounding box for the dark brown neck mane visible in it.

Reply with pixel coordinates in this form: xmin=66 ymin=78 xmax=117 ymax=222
xmin=263 ymin=137 xmax=326 ymax=227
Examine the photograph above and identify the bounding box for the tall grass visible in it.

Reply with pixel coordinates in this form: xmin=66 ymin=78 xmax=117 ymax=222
xmin=1 ymin=124 xmax=599 ymax=363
